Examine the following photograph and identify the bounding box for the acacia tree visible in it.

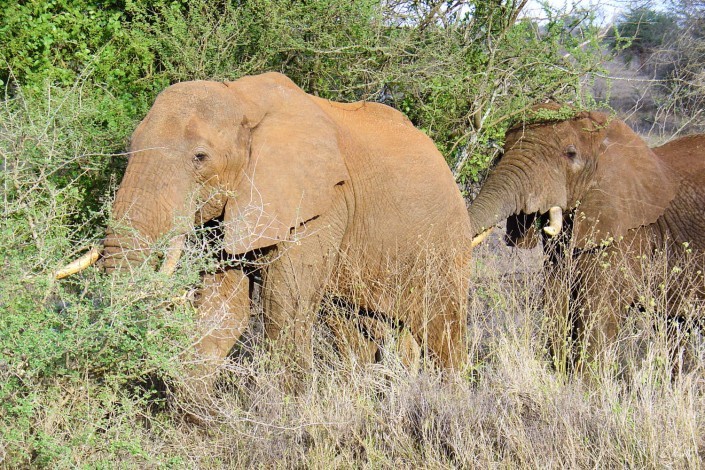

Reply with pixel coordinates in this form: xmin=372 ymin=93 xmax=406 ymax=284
xmin=606 ymin=1 xmax=705 ymax=136
xmin=610 ymin=5 xmax=677 ymax=66
xmin=656 ymin=0 xmax=705 ymax=131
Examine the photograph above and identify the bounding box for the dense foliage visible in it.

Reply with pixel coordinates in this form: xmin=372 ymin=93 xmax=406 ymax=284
xmin=1 ymin=0 xmax=608 ymax=181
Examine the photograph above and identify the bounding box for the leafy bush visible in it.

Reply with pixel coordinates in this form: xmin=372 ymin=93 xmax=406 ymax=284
xmin=0 ymin=85 xmax=198 ymax=466
xmin=1 ymin=0 xmax=607 ymax=182
xmin=0 ymin=0 xmax=168 ymax=111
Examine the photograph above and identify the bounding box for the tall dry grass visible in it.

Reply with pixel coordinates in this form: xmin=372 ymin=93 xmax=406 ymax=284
xmin=39 ymin=234 xmax=699 ymax=468
xmin=4 ymin=235 xmax=704 ymax=468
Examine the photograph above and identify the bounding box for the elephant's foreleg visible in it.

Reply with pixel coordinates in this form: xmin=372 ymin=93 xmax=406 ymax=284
xmin=571 ymin=251 xmax=635 ymax=373
xmin=261 ymin=212 xmax=346 ymax=378
xmin=543 ymin=262 xmax=576 ymax=373
xmin=186 ymin=268 xmax=250 ymax=396
xmin=418 ymin=301 xmax=467 ymax=370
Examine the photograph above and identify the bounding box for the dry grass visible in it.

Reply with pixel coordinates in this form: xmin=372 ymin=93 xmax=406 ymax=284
xmin=14 ymin=232 xmax=700 ymax=468
xmin=2 ymin=204 xmax=704 ymax=467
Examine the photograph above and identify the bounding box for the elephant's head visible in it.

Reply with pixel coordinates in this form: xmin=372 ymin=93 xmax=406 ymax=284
xmin=59 ymin=72 xmax=350 ymax=276
xmin=468 ymin=103 xmax=676 ymax=248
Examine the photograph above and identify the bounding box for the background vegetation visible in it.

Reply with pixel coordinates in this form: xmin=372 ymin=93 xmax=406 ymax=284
xmin=1 ymin=0 xmax=703 ymax=466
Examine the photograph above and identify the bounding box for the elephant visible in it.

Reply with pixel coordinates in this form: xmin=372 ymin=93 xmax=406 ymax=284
xmin=468 ymin=103 xmax=705 ymax=370
xmin=57 ymin=72 xmax=472 ymax=391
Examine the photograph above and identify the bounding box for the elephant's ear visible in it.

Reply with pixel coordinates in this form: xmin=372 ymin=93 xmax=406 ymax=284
xmin=222 ymin=73 xmax=350 ymax=254
xmin=573 ymin=118 xmax=676 ymax=248
xmin=505 ymin=213 xmax=539 ymax=249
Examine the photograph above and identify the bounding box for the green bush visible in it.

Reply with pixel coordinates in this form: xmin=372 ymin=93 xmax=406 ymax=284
xmin=0 ymin=0 xmax=167 ymax=111
xmin=0 ymin=84 xmax=202 ymax=466
xmin=1 ymin=0 xmax=607 ymax=181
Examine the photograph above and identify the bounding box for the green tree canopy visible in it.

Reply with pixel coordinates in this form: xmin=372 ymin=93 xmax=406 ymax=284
xmin=609 ymin=5 xmax=678 ymax=64
xmin=1 ymin=0 xmax=607 ymax=182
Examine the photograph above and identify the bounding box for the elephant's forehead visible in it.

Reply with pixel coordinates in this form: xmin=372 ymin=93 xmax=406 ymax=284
xmin=154 ymin=82 xmax=236 ymax=119
xmin=131 ymin=116 xmax=221 ymax=150
xmin=136 ymin=88 xmax=238 ymax=136
xmin=507 ymin=122 xmax=577 ymax=147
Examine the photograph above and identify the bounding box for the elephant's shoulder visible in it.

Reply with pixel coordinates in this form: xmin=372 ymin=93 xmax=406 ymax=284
xmin=354 ymin=101 xmax=413 ymax=125
xmin=245 ymin=71 xmax=299 ymax=90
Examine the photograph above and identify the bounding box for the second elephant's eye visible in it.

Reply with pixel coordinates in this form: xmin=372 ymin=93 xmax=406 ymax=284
xmin=565 ymin=145 xmax=578 ymax=159
xmin=193 ymin=152 xmax=208 ymax=164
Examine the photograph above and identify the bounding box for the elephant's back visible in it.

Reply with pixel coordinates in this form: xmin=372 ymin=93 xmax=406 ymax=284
xmin=314 ymin=97 xmax=471 ymax=250
xmin=653 ymin=134 xmax=705 ymax=179
xmin=345 ymin=109 xmax=469 ymax=235
xmin=651 ymin=135 xmax=705 ymax=249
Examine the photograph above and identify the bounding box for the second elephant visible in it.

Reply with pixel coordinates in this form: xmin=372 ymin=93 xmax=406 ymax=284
xmin=469 ymin=104 xmax=705 ymax=368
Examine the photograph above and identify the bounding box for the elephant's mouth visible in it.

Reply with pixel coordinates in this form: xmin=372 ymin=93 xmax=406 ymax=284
xmin=472 ymin=205 xmax=564 ymax=248
xmin=54 ymin=234 xmax=187 ymax=279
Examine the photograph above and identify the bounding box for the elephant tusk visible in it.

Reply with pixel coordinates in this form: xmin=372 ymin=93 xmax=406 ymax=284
xmin=470 ymin=227 xmax=493 ymax=248
xmin=54 ymin=247 xmax=101 ymax=280
xmin=543 ymin=206 xmax=563 ymax=237
xmin=159 ymin=234 xmax=186 ymax=275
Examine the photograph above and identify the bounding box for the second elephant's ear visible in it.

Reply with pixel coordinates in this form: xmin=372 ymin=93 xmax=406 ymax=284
xmin=573 ymin=118 xmax=676 ymax=248
xmin=222 ymin=73 xmax=350 ymax=254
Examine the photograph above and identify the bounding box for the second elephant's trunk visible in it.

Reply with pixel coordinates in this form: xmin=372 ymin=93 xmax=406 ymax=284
xmin=467 ymin=167 xmax=523 ymax=237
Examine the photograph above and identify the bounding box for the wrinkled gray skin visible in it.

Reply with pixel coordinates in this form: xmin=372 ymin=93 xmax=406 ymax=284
xmin=468 ymin=104 xmax=705 ymax=370
xmin=99 ymin=72 xmax=472 ymax=394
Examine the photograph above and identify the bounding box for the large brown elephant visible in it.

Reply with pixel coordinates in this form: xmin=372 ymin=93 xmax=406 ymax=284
xmin=58 ymin=72 xmax=472 ymax=385
xmin=468 ymin=103 xmax=705 ymax=368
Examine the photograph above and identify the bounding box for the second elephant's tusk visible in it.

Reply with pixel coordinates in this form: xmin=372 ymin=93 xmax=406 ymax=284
xmin=54 ymin=247 xmax=101 ymax=280
xmin=471 ymin=227 xmax=493 ymax=248
xmin=159 ymin=234 xmax=186 ymax=275
xmin=543 ymin=206 xmax=563 ymax=237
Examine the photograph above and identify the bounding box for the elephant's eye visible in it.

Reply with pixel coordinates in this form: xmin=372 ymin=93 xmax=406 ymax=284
xmin=193 ymin=152 xmax=208 ymax=164
xmin=565 ymin=145 xmax=578 ymax=159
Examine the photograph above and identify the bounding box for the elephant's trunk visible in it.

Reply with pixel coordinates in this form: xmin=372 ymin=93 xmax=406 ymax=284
xmin=55 ymin=152 xmax=193 ymax=278
xmin=101 ymin=228 xmax=154 ymax=273
xmin=468 ymin=146 xmax=564 ymax=242
xmin=467 ymin=166 xmax=523 ymax=237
